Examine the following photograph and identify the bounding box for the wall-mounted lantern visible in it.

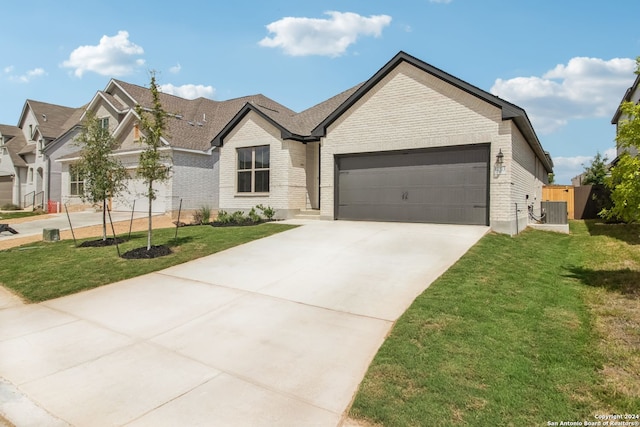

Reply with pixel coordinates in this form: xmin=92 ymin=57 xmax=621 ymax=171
xmin=494 ymin=148 xmax=505 ymax=176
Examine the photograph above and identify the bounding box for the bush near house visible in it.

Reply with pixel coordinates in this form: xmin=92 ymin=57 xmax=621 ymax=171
xmin=212 ymin=205 xmax=277 ymax=227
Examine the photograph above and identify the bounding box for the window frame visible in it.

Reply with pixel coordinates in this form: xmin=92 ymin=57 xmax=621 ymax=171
xmin=236 ymin=145 xmax=270 ymax=194
xmin=99 ymin=117 xmax=109 ymax=130
xmin=69 ymin=164 xmax=85 ymax=196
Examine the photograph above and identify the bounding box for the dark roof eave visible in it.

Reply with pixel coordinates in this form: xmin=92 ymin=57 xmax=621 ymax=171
xmin=312 ymin=51 xmax=519 ymax=138
xmin=282 ymin=131 xmax=320 ymax=143
xmin=309 ymin=51 xmax=552 ymax=172
xmin=511 ymin=115 xmax=554 ymax=173
xmin=211 ymin=103 xmax=300 ymax=147
xmin=612 ymin=73 xmax=640 ymax=124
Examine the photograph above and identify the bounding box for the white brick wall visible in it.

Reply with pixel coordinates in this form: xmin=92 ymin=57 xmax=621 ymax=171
xmin=489 ymin=122 xmax=546 ymax=234
xmin=171 ymin=150 xmax=219 ymax=211
xmin=219 ymin=112 xmax=308 ymax=217
xmin=320 ymin=62 xmax=503 ymax=219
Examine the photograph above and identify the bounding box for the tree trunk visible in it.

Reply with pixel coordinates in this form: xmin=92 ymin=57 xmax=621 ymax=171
xmin=147 ymin=180 xmax=153 ymax=251
xmin=102 ymin=199 xmax=107 ymax=241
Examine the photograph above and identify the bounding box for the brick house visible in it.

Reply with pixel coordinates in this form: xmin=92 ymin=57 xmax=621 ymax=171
xmin=4 ymin=51 xmax=552 ymax=235
xmin=214 ymin=51 xmax=553 ymax=234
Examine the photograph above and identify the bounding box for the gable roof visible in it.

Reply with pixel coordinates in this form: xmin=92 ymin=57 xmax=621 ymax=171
xmin=21 ymin=100 xmax=79 ymax=140
xmin=110 ymin=80 xmax=297 ymax=151
xmin=0 ymin=124 xmax=28 ymax=168
xmin=211 ymin=51 xmax=553 ymax=172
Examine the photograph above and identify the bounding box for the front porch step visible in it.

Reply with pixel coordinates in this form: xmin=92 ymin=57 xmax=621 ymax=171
xmin=294 ymin=209 xmax=321 ymax=220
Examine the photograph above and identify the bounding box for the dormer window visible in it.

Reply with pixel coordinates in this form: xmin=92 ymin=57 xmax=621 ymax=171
xmin=99 ymin=117 xmax=109 ymax=130
xmin=29 ymin=124 xmax=34 ymax=140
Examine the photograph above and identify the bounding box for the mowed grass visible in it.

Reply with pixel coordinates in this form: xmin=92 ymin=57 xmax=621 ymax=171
xmin=0 ymin=210 xmax=44 ymax=220
xmin=350 ymin=221 xmax=640 ymax=426
xmin=0 ymin=223 xmax=296 ymax=303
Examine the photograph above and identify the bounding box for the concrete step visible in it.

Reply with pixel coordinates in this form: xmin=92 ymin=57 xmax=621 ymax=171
xmin=294 ymin=209 xmax=321 ymax=220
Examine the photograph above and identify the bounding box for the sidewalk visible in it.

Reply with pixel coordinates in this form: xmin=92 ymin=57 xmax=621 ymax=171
xmin=0 ymin=211 xmax=175 ymax=251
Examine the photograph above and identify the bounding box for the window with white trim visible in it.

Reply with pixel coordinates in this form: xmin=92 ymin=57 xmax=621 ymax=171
xmin=99 ymin=117 xmax=109 ymax=130
xmin=69 ymin=164 xmax=85 ymax=196
xmin=237 ymin=146 xmax=269 ymax=193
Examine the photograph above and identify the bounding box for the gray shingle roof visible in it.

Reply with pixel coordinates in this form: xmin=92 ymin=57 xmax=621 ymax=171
xmin=111 ymin=80 xmax=297 ymax=151
xmin=26 ymin=100 xmax=79 ymax=140
xmin=0 ymin=124 xmax=28 ymax=168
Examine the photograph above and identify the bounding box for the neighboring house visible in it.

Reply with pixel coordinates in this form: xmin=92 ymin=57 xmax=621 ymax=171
xmin=611 ymin=71 xmax=640 ymax=159
xmin=0 ymin=124 xmax=27 ymax=206
xmin=213 ymin=51 xmax=553 ymax=235
xmin=57 ymin=79 xmax=295 ymax=214
xmin=0 ymin=101 xmax=80 ymax=209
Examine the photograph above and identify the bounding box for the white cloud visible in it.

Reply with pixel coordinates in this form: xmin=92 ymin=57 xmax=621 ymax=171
xmin=8 ymin=67 xmax=47 ymax=83
xmin=61 ymin=30 xmax=145 ymax=77
xmin=491 ymin=57 xmax=636 ymax=134
xmin=160 ymin=83 xmax=215 ymax=100
xmin=169 ymin=63 xmax=181 ymax=74
xmin=4 ymin=65 xmax=14 ymax=73
xmin=259 ymin=11 xmax=392 ymax=57
xmin=551 ymin=147 xmax=617 ymax=184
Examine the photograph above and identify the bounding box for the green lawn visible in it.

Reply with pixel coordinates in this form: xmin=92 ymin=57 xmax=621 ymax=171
xmin=350 ymin=221 xmax=640 ymax=426
xmin=0 ymin=223 xmax=296 ymax=302
xmin=0 ymin=210 xmax=45 ymax=220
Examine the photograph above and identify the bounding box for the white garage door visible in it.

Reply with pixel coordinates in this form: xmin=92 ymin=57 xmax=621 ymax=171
xmin=112 ymin=177 xmax=167 ymax=213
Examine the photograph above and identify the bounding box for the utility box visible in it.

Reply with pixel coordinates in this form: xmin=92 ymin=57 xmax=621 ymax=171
xmin=541 ymin=201 xmax=568 ymax=224
xmin=43 ymin=228 xmax=60 ymax=242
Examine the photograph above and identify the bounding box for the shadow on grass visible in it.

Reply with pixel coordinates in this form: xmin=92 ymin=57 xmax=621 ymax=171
xmin=584 ymin=220 xmax=640 ymax=245
xmin=168 ymin=236 xmax=195 ymax=247
xmin=566 ymin=266 xmax=640 ymax=297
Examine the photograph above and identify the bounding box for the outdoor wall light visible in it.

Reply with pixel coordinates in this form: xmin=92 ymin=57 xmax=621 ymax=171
xmin=494 ymin=149 xmax=505 ymax=176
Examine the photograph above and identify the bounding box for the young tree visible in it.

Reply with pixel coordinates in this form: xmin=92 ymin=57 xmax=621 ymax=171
xmin=74 ymin=111 xmax=127 ymax=241
xmin=581 ymin=151 xmax=609 ymax=185
xmin=603 ymin=57 xmax=640 ymax=222
xmin=135 ymin=72 xmax=171 ymax=250
xmin=547 ymin=173 xmax=555 ymax=184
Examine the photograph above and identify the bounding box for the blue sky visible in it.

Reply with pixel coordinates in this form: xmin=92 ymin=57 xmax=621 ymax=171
xmin=1 ymin=0 xmax=639 ymax=184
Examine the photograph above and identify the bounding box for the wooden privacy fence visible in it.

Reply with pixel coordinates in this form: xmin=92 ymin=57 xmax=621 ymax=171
xmin=542 ymin=185 xmax=609 ymax=220
xmin=542 ymin=185 xmax=574 ymax=220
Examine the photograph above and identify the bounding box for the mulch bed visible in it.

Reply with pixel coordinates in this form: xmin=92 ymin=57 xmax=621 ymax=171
xmin=79 ymin=237 xmax=125 ymax=247
xmin=210 ymin=220 xmax=270 ymax=227
xmin=121 ymin=245 xmax=172 ymax=259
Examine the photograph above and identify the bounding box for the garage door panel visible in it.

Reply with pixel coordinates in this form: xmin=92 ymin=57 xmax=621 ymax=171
xmin=337 ymin=145 xmax=489 ymax=225
xmin=0 ymin=176 xmax=12 ymax=206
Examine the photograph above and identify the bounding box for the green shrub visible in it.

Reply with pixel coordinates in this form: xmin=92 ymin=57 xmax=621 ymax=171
xmin=192 ymin=206 xmax=211 ymax=225
xmin=231 ymin=210 xmax=248 ymax=225
xmin=248 ymin=207 xmax=261 ymax=223
xmin=216 ymin=209 xmax=232 ymax=224
xmin=256 ymin=204 xmax=276 ymax=221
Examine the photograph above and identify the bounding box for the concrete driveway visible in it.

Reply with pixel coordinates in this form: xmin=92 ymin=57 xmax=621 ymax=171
xmin=0 ymin=220 xmax=487 ymax=426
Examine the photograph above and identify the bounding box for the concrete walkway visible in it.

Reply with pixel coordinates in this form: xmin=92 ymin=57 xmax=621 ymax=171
xmin=0 ymin=220 xmax=488 ymax=426
xmin=0 ymin=211 xmax=148 ymax=241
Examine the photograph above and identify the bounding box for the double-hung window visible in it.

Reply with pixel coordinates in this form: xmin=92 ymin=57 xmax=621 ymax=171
xmin=237 ymin=146 xmax=269 ymax=193
xmin=99 ymin=117 xmax=109 ymax=130
xmin=69 ymin=164 xmax=85 ymax=196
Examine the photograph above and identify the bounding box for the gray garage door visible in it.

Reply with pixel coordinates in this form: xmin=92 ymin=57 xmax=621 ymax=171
xmin=336 ymin=145 xmax=489 ymax=225
xmin=0 ymin=176 xmax=12 ymax=206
